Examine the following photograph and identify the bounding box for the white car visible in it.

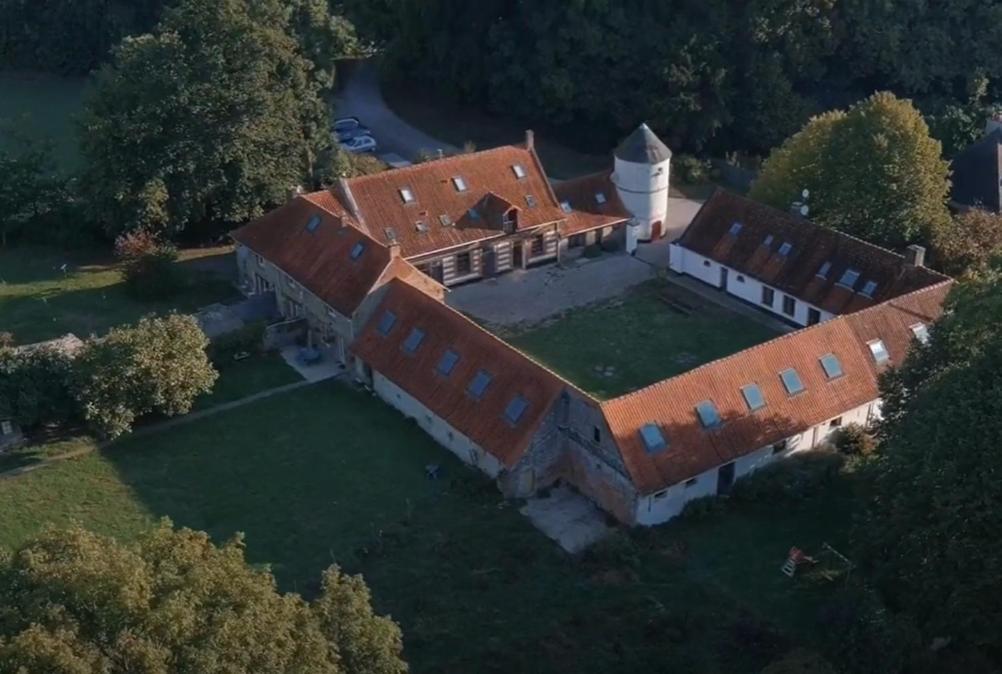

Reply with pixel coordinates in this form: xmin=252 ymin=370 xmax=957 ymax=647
xmin=340 ymin=134 xmax=377 ymax=154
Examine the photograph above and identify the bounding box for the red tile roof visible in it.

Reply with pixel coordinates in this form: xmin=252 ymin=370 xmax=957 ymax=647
xmin=326 ymin=144 xmax=567 ymax=259
xmin=600 ymin=281 xmax=951 ymax=494
xmin=350 ymin=279 xmax=569 ymax=467
xmin=677 ymin=190 xmax=948 ymax=314
xmin=554 ymin=171 xmax=632 ymax=236
xmin=231 ymin=196 xmax=394 ymax=316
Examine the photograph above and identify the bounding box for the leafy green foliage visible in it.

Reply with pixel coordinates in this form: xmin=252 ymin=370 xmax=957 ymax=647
xmin=761 ymin=648 xmax=837 ymax=674
xmin=830 ymin=424 xmax=876 ymax=457
xmin=114 ymin=229 xmax=183 ymax=300
xmin=0 ymin=345 xmax=78 ymax=431
xmin=931 ymin=209 xmax=1002 ymax=276
xmin=815 ymin=588 xmax=921 ymax=674
xmin=0 ymin=127 xmax=67 ymax=247
xmin=751 ymin=93 xmax=951 ymax=248
xmin=857 ymin=266 xmax=1002 ymax=659
xmin=79 ymin=0 xmax=339 ymax=240
xmin=729 ymin=451 xmax=845 ymax=504
xmin=74 ymin=314 xmax=218 ymax=438
xmin=0 ymin=521 xmax=407 ymax=673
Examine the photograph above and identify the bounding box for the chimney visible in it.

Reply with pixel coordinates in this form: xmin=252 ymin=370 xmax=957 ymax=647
xmin=388 ymin=240 xmax=401 ymax=258
xmin=525 ymin=129 xmax=535 ymax=150
xmin=905 ymin=244 xmax=926 ymax=267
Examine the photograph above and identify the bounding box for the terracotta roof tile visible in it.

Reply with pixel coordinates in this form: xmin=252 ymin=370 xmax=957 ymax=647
xmin=678 ymin=190 xmax=948 ymax=313
xmin=351 ymin=279 xmax=569 ymax=467
xmin=601 ymin=282 xmax=951 ymax=494
xmin=554 ymin=171 xmax=632 ymax=235
xmin=231 ymin=196 xmax=393 ymax=316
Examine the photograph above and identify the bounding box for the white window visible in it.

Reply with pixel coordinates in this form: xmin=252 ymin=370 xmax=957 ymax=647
xmin=512 ymin=164 xmax=527 ymax=179
xmin=910 ymin=323 xmax=929 ymax=344
xmin=399 ymin=187 xmax=415 ymax=203
xmin=868 ymin=339 xmax=890 ymax=364
xmin=560 ymin=200 xmax=572 ymax=213
xmin=595 ymin=191 xmax=607 ymax=204
xmin=452 ymin=176 xmax=468 ymax=192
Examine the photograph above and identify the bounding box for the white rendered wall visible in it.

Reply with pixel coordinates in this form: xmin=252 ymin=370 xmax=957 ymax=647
xmin=613 ymin=157 xmax=670 ymax=243
xmin=372 ymin=372 xmax=503 ymax=478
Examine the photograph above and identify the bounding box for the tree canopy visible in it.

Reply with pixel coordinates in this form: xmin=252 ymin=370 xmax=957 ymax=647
xmin=0 ymin=521 xmax=407 ymax=673
xmin=750 ymin=92 xmax=951 ymax=249
xmin=855 ymin=265 xmax=1002 ymax=661
xmin=931 ymin=209 xmax=1002 ymax=276
xmin=79 ymin=0 xmax=339 ymax=239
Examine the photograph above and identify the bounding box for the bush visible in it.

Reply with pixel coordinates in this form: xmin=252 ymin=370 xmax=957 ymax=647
xmin=816 ymin=587 xmax=921 ymax=674
xmin=583 ymin=243 xmax=603 ymax=258
xmin=730 ymin=450 xmax=845 ymax=504
xmin=679 ymin=494 xmax=727 ymax=520
xmin=0 ymin=345 xmax=79 ymax=431
xmin=115 ymin=228 xmax=184 ymax=300
xmin=761 ymin=648 xmax=838 ymax=674
xmin=673 ymin=154 xmax=713 ymax=184
xmin=831 ymin=423 xmax=876 ymax=457
xmin=208 ymin=321 xmax=267 ymax=365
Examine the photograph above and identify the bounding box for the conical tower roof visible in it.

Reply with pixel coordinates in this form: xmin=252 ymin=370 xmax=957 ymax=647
xmin=614 ymin=123 xmax=672 ymax=164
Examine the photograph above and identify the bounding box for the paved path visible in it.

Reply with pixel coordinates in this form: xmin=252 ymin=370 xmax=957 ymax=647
xmin=333 ymin=60 xmax=458 ymax=162
xmin=520 ymin=484 xmax=612 ymax=553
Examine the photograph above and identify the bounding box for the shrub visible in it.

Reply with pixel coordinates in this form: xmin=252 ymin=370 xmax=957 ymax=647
xmin=679 ymin=494 xmax=727 ymax=520
xmin=583 ymin=243 xmax=603 ymax=258
xmin=816 ymin=587 xmax=921 ymax=674
xmin=0 ymin=345 xmax=79 ymax=431
xmin=831 ymin=423 xmax=876 ymax=456
xmin=673 ymin=154 xmax=713 ymax=184
xmin=730 ymin=450 xmax=845 ymax=504
xmin=115 ymin=228 xmax=183 ymax=300
xmin=208 ymin=321 xmax=267 ymax=365
xmin=761 ymin=648 xmax=838 ymax=674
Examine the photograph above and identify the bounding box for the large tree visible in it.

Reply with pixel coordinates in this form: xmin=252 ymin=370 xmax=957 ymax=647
xmin=79 ymin=0 xmax=337 ymax=239
xmin=855 ymin=265 xmax=1002 ymax=662
xmin=0 ymin=521 xmax=406 ymax=673
xmin=931 ymin=208 xmax=1002 ymax=276
xmin=74 ymin=314 xmax=218 ymax=438
xmin=750 ymin=92 xmax=951 ymax=248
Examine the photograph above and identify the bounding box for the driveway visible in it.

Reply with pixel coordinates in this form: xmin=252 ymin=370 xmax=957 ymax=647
xmin=333 ymin=60 xmax=458 ymax=162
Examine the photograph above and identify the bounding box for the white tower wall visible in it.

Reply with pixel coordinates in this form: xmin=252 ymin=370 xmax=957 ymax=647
xmin=613 ymin=156 xmax=671 ymax=251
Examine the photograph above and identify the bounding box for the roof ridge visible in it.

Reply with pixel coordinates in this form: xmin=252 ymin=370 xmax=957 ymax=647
xmin=601 ymin=278 xmax=954 ymax=409
xmin=346 ymin=144 xmax=525 ymax=185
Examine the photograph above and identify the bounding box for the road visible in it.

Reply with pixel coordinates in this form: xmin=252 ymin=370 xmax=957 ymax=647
xmin=332 ymin=59 xmax=458 ymax=163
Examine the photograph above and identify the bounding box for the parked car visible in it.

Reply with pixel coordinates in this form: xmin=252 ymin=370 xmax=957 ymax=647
xmin=340 ymin=134 xmax=377 ymax=154
xmin=332 ymin=116 xmax=370 ymax=142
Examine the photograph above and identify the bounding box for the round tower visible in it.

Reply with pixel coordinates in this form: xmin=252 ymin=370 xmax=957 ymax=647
xmin=611 ymin=123 xmax=672 ymax=253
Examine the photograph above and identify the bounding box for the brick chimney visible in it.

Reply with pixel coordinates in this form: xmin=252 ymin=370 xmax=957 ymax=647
xmin=525 ymin=129 xmax=535 ymax=150
xmin=905 ymin=244 xmax=926 ymax=267
xmin=388 ymin=240 xmax=401 ymax=258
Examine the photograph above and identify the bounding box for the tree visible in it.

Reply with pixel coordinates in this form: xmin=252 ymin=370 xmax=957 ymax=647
xmin=0 ymin=344 xmax=79 ymax=431
xmin=74 ymin=314 xmax=218 ymax=438
xmin=751 ymin=92 xmax=951 ymax=248
xmin=114 ymin=228 xmax=184 ymax=300
xmin=0 ymin=521 xmax=407 ymax=673
xmin=931 ymin=209 xmax=1002 ymax=276
xmin=79 ymin=0 xmax=338 ymax=239
xmin=0 ymin=126 xmax=62 ymax=247
xmin=855 ymin=265 xmax=1002 ymax=661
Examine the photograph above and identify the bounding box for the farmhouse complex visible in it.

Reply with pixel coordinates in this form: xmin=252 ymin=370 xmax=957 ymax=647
xmin=232 ymin=126 xmax=950 ymax=526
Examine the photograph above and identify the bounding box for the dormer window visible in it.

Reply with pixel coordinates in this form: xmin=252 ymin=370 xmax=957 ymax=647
xmin=306 ymin=214 xmax=322 ymax=233
xmin=399 ymin=187 xmax=415 ymax=203
xmin=860 ymin=280 xmax=878 ymax=298
xmin=778 ymin=242 xmax=792 ymax=256
xmin=512 ymin=164 xmax=527 ymax=179
xmin=452 ymin=176 xmax=468 ymax=192
xmin=525 ymin=194 xmax=537 ymax=208
xmin=817 ymin=261 xmax=831 ymax=279
xmin=595 ymin=191 xmax=607 ymax=205
xmin=763 ymin=234 xmax=774 ymax=247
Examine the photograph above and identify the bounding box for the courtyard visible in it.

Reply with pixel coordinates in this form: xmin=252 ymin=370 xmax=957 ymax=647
xmin=506 ymin=280 xmax=782 ymax=398
xmin=0 ymin=380 xmax=855 ymax=673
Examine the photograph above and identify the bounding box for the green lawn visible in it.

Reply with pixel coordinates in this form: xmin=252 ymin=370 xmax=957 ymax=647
xmin=508 ymin=281 xmax=782 ymax=398
xmin=0 ymin=71 xmax=90 ymax=171
xmin=0 ymin=382 xmax=854 ymax=673
xmin=0 ymin=244 xmax=238 ymax=344
xmin=192 ymin=352 xmax=303 ymax=411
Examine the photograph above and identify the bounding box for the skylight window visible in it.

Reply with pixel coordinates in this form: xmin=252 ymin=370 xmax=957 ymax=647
xmin=839 ymin=268 xmax=860 ymax=288
xmin=740 ymin=384 xmax=766 ymax=411
xmin=402 ymin=328 xmax=425 ymax=354
xmin=467 ymin=369 xmax=493 ymax=399
xmin=868 ymin=339 xmax=890 ymax=364
xmin=778 ymin=242 xmax=793 ymax=256
xmin=728 ymin=221 xmax=743 ymax=236
xmin=910 ymin=323 xmax=929 ymax=344
xmin=779 ymin=368 xmax=805 ymax=395
xmin=695 ymin=400 xmax=722 ymax=428
xmin=439 ymin=214 xmax=452 ymax=227
xmin=819 ymin=353 xmax=843 ymax=379
xmin=377 ymin=311 xmax=396 ymax=336
xmin=399 ymin=187 xmax=415 ymax=203
xmin=415 ymin=220 xmax=429 ymax=232
xmin=437 ymin=349 xmax=459 ymax=376
xmin=860 ymin=280 xmax=878 ymax=298
xmin=384 ymin=227 xmax=398 ymax=244
xmin=763 ymin=234 xmax=774 ymax=247
xmin=595 ymin=191 xmax=607 ymax=205
xmin=452 ymin=176 xmax=468 ymax=192
xmin=504 ymin=395 xmax=529 ymax=425
xmin=525 ymin=194 xmax=537 ymax=208
xmin=306 ymin=214 xmax=322 ymax=233
xmin=639 ymin=423 xmax=667 ymax=454
xmin=560 ymin=200 xmax=572 ymax=213
xmin=350 ymin=241 xmax=366 ymax=260
xmin=512 ymin=164 xmax=527 ymax=179
xmin=817 ymin=261 xmax=832 ymax=279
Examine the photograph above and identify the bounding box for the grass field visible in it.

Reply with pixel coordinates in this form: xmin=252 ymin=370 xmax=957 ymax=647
xmin=0 ymin=382 xmax=854 ymax=673
xmin=192 ymin=352 xmax=302 ymax=411
xmin=0 ymin=71 xmax=90 ymax=171
xmin=0 ymin=244 xmax=238 ymax=344
xmin=508 ymin=281 xmax=781 ymax=398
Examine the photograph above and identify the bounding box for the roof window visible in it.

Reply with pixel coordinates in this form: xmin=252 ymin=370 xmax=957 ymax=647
xmin=741 ymin=384 xmax=766 ymax=411
xmin=695 ymin=400 xmax=722 ymax=428
xmin=910 ymin=323 xmax=929 ymax=344
xmin=860 ymin=280 xmax=878 ymax=298
xmin=595 ymin=191 xmax=607 ymax=205
xmin=415 ymin=220 xmax=429 ymax=233
xmin=839 ymin=268 xmax=860 ymax=288
xmin=819 ymin=353 xmax=843 ymax=379
xmin=763 ymin=234 xmax=774 ymax=247
xmin=306 ymin=214 xmax=322 ymax=233
xmin=439 ymin=214 xmax=452 ymax=227
xmin=350 ymin=241 xmax=366 ymax=260
xmin=525 ymin=194 xmax=537 ymax=208
xmin=512 ymin=164 xmax=527 ymax=179
xmin=504 ymin=395 xmax=530 ymax=425
xmin=384 ymin=227 xmax=397 ymax=244
xmin=399 ymin=187 xmax=415 ymax=203
xmin=868 ymin=339 xmax=890 ymax=364
xmin=780 ymin=368 xmax=805 ymax=395
xmin=452 ymin=176 xmax=468 ymax=192
xmin=437 ymin=349 xmax=459 ymax=376
xmin=639 ymin=423 xmax=667 ymax=454
xmin=728 ymin=221 xmax=743 ymax=236
xmin=560 ymin=200 xmax=572 ymax=213
xmin=778 ymin=242 xmax=793 ymax=256
xmin=467 ymin=369 xmax=493 ymax=399
xmin=402 ymin=328 xmax=425 ymax=354
xmin=817 ymin=261 xmax=831 ymax=279
xmin=377 ymin=311 xmax=396 ymax=336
